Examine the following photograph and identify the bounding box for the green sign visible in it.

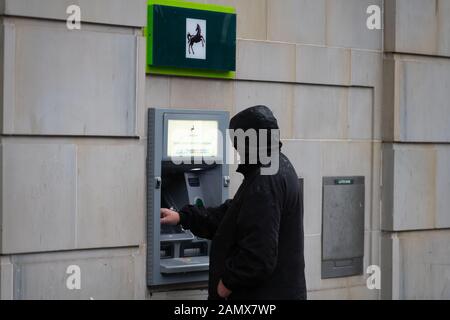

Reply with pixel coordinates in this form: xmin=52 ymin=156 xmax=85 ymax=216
xmin=146 ymin=0 xmax=236 ymax=79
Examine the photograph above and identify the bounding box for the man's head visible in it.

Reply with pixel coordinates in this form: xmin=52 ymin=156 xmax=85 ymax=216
xmin=229 ymin=105 xmax=279 ymax=132
xmin=228 ymin=105 xmax=280 ymax=175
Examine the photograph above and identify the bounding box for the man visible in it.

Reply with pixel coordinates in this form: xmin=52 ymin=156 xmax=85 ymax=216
xmin=160 ymin=105 xmax=306 ymax=300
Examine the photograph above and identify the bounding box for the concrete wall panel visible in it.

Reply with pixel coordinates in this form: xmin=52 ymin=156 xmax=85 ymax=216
xmin=296 ymin=45 xmax=351 ymax=86
xmin=396 ymin=57 xmax=450 ymax=142
xmin=267 ymin=0 xmax=326 ymax=45
xmin=1 ymin=138 xmax=146 ymax=254
xmin=1 ymin=141 xmax=77 ymax=253
xmin=293 ymin=86 xmax=373 ymax=140
xmin=381 ymin=230 xmax=450 ymax=299
xmin=2 ymin=18 xmax=140 ymax=136
xmin=76 ymin=143 xmax=145 ymax=249
xmin=325 ymin=0 xmax=383 ymax=50
xmin=10 ymin=247 xmax=144 ymax=300
xmin=1 ymin=0 xmax=147 ymax=27
xmin=237 ymin=40 xmax=296 ymax=82
xmin=383 ymin=55 xmax=450 ymax=142
xmin=170 ymin=77 xmax=234 ymax=112
xmin=382 ymin=143 xmax=450 ymax=231
xmin=385 ymin=0 xmax=450 ymax=57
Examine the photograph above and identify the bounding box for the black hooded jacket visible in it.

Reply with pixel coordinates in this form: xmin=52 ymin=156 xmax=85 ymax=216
xmin=178 ymin=106 xmax=306 ymax=300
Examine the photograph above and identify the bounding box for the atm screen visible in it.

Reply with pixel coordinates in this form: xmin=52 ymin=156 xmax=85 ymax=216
xmin=167 ymin=119 xmax=219 ymax=158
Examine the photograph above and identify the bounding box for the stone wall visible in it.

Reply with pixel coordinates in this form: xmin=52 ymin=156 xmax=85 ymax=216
xmin=0 ymin=0 xmax=148 ymax=300
xmin=381 ymin=0 xmax=450 ymax=300
xmin=1 ymin=0 xmax=448 ymax=300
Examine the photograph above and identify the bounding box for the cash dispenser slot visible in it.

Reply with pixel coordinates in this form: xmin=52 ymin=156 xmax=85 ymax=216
xmin=180 ymin=241 xmax=209 ymax=257
xmin=160 ymin=231 xmax=210 ymax=274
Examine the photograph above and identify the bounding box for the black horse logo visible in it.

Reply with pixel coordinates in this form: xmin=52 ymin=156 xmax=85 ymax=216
xmin=187 ymin=24 xmax=205 ymax=55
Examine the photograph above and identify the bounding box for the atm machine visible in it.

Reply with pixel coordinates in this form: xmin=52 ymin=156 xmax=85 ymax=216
xmin=147 ymin=108 xmax=229 ymax=287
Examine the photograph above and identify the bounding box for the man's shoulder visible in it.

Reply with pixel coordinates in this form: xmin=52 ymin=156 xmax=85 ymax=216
xmin=253 ymin=154 xmax=297 ymax=185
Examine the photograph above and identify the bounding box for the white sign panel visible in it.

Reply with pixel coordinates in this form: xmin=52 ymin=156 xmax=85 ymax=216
xmin=186 ymin=18 xmax=206 ymax=60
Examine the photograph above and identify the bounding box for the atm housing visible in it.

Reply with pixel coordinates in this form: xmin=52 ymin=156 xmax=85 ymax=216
xmin=147 ymin=108 xmax=229 ymax=287
xmin=321 ymin=176 xmax=365 ymax=279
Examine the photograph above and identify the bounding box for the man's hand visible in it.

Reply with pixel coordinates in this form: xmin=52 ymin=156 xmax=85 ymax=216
xmin=160 ymin=208 xmax=180 ymax=225
xmin=217 ymin=279 xmax=232 ymax=299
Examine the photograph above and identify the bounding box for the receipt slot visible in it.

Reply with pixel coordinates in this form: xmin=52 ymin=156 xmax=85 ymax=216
xmin=321 ymin=176 xmax=365 ymax=279
xmin=147 ymin=108 xmax=229 ymax=287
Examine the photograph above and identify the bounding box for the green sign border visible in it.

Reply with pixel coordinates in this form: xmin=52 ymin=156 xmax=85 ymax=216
xmin=145 ymin=0 xmax=236 ymax=79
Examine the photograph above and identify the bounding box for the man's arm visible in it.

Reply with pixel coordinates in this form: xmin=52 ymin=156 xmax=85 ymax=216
xmin=220 ymin=182 xmax=281 ymax=291
xmin=161 ymin=200 xmax=232 ymax=240
xmin=178 ymin=200 xmax=232 ymax=239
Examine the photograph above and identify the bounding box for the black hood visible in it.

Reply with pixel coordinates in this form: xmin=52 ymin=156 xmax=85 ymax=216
xmin=229 ymin=105 xmax=279 ymax=132
xmin=229 ymin=105 xmax=282 ymax=175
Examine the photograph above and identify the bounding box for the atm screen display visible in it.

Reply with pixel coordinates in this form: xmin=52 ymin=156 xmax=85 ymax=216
xmin=167 ymin=119 xmax=219 ymax=158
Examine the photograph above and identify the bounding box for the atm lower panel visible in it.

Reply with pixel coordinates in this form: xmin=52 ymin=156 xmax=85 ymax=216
xmin=160 ymin=257 xmax=210 ymax=274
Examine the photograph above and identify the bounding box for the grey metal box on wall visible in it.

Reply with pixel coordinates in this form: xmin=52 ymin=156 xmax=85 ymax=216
xmin=322 ymin=176 xmax=365 ymax=279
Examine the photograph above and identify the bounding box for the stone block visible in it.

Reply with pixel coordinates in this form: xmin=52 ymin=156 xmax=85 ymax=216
xmin=1 ymin=141 xmax=77 ymax=254
xmin=382 ymin=143 xmax=450 ymax=231
xmin=394 ymin=145 xmax=436 ymax=230
xmin=347 ymin=87 xmax=373 ymax=140
xmin=351 ymin=50 xmax=383 ymax=140
xmin=206 ymin=0 xmax=267 ymax=40
xmin=236 ymin=39 xmax=296 ymax=82
xmin=436 ymin=147 xmax=450 ymax=227
xmin=351 ymin=50 xmax=383 ymax=88
xmin=1 ymin=18 xmax=140 ymax=136
xmin=11 ymin=247 xmax=144 ymax=299
xmin=169 ymin=77 xmax=234 ymax=112
xmin=385 ymin=0 xmax=450 ymax=57
xmin=267 ymin=0 xmax=326 ymax=45
xmin=293 ymin=85 xmax=347 ymax=139
xmin=293 ymin=85 xmax=374 ymax=140
xmin=1 ymin=0 xmax=147 ymax=27
xmin=76 ymin=143 xmax=145 ymax=249
xmin=325 ymin=0 xmax=382 ymax=50
xmin=381 ymin=230 xmax=450 ymax=299
xmin=395 ymin=56 xmax=450 ymax=142
xmin=296 ymin=45 xmax=351 ymax=85
xmin=1 ymin=138 xmax=147 ymax=253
